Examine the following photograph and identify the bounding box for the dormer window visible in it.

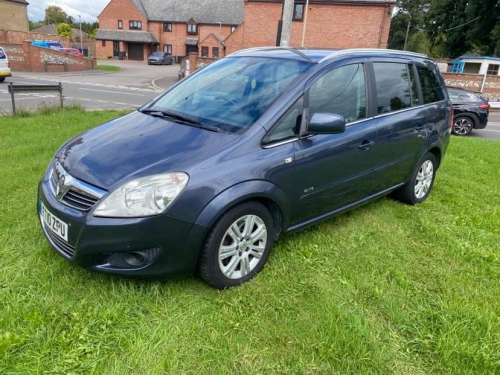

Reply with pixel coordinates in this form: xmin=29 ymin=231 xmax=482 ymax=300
xmin=187 ymin=24 xmax=197 ymax=35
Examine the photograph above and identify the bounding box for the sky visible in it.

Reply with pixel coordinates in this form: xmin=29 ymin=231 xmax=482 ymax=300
xmin=28 ymin=0 xmax=110 ymax=23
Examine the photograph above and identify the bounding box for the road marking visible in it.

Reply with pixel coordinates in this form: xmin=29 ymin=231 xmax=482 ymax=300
xmin=151 ymin=76 xmax=169 ymax=91
xmin=479 ymin=129 xmax=500 ymax=133
xmin=0 ymin=95 xmax=55 ymax=102
xmin=78 ymin=88 xmax=145 ymax=96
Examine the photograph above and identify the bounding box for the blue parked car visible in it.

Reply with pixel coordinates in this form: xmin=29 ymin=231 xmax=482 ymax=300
xmin=31 ymin=40 xmax=63 ymax=49
xmin=38 ymin=48 xmax=452 ymax=288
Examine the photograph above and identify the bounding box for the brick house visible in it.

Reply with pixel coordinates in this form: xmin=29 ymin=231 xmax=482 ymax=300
xmin=95 ymin=0 xmax=243 ymax=61
xmin=224 ymin=0 xmax=396 ymax=55
xmin=95 ymin=0 xmax=396 ymax=62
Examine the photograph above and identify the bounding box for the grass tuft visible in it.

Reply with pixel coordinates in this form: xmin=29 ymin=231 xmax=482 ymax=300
xmin=96 ymin=65 xmax=122 ymax=72
xmin=0 ymin=110 xmax=499 ymax=374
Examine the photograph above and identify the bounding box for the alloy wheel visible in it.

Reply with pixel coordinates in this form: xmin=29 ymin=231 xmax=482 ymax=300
xmin=218 ymin=215 xmax=267 ymax=280
xmin=453 ymin=118 xmax=473 ymax=135
xmin=414 ymin=160 xmax=434 ymax=199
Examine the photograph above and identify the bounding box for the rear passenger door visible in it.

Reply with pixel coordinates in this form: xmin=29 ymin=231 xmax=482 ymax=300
xmin=369 ymin=59 xmax=429 ymax=191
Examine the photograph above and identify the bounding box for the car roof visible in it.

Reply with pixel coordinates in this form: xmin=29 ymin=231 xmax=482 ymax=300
xmin=228 ymin=47 xmax=429 ymax=64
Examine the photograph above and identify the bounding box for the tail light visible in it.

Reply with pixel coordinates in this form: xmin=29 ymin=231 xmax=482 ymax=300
xmin=479 ymin=104 xmax=490 ymax=111
xmin=449 ymin=105 xmax=454 ymax=132
xmin=8 ymin=62 xmax=10 ymax=68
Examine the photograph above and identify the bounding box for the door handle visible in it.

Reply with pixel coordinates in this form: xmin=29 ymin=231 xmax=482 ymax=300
xmin=358 ymin=140 xmax=375 ymax=151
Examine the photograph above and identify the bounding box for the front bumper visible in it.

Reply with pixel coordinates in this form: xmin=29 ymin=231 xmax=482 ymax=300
xmin=37 ymin=173 xmax=208 ymax=278
xmin=0 ymin=71 xmax=11 ymax=77
xmin=148 ymin=60 xmax=161 ymax=65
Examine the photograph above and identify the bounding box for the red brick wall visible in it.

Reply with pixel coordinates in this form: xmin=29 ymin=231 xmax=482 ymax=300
xmin=224 ymin=23 xmax=245 ymax=55
xmin=230 ymin=1 xmax=393 ymax=50
xmin=199 ymin=34 xmax=224 ymax=58
xmin=0 ymin=42 xmax=27 ymax=70
xmin=96 ymin=39 xmax=114 ymax=59
xmin=98 ymin=0 xmax=147 ymax=30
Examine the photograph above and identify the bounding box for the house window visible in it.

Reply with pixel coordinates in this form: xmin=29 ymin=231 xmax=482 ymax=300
xmin=102 ymin=40 xmax=106 ymax=47
xmin=201 ymin=46 xmax=209 ymax=57
xmin=293 ymin=3 xmax=304 ymax=21
xmin=487 ymin=64 xmax=499 ymax=76
xmin=164 ymin=44 xmax=172 ymax=54
xmin=187 ymin=24 xmax=198 ymax=35
xmin=163 ymin=23 xmax=172 ymax=32
xmin=129 ymin=20 xmax=142 ymax=30
xmin=212 ymin=47 xmax=219 ymax=59
xmin=118 ymin=20 xmax=123 ymax=29
xmin=231 ymin=26 xmax=236 ymax=33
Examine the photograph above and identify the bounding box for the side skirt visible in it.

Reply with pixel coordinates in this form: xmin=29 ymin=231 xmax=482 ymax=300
xmin=286 ymin=182 xmax=406 ymax=233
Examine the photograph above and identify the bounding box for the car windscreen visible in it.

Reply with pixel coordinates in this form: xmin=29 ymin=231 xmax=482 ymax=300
xmin=0 ymin=49 xmax=6 ymax=59
xmin=152 ymin=52 xmax=164 ymax=57
xmin=145 ymin=57 xmax=312 ymax=134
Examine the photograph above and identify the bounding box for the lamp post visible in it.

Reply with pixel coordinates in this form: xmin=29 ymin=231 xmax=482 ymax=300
xmin=301 ymin=0 xmax=310 ymax=47
xmin=78 ymin=15 xmax=83 ymax=55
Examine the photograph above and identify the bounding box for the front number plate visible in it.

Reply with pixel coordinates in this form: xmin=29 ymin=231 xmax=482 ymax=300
xmin=40 ymin=202 xmax=68 ymax=241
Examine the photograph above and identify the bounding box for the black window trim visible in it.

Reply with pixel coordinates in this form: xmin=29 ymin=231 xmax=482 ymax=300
xmin=262 ymin=58 xmax=372 ymax=148
xmin=293 ymin=3 xmax=305 ymax=21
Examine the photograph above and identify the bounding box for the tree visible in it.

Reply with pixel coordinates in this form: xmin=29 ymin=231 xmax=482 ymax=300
xmin=44 ymin=6 xmax=69 ymax=25
xmin=57 ymin=23 xmax=72 ymax=37
xmin=88 ymin=28 xmax=98 ymax=39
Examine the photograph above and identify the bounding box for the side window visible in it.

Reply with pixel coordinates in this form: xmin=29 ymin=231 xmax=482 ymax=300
xmin=417 ymin=66 xmax=445 ymax=104
xmin=262 ymin=98 xmax=303 ymax=145
xmin=373 ymin=62 xmax=411 ymax=114
xmin=408 ymin=64 xmax=420 ymax=106
xmin=309 ymin=64 xmax=366 ymax=123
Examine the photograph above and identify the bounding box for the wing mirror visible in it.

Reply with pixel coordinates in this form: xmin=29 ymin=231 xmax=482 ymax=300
xmin=307 ymin=113 xmax=346 ymax=134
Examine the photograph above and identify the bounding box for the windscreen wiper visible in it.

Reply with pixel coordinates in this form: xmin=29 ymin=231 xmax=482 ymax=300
xmin=139 ymin=109 xmax=221 ymax=133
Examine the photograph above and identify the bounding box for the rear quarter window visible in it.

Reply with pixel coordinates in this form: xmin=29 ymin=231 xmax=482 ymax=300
xmin=0 ymin=49 xmax=6 ymax=59
xmin=417 ymin=66 xmax=445 ymax=104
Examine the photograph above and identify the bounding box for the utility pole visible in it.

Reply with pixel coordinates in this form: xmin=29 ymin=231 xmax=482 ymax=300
xmin=78 ymin=15 xmax=83 ymax=55
xmin=403 ymin=18 xmax=411 ymax=51
xmin=280 ymin=0 xmax=295 ymax=47
xmin=301 ymin=0 xmax=310 ymax=47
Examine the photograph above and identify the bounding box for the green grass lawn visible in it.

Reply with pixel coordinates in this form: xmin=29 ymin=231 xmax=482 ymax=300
xmin=96 ymin=65 xmax=122 ymax=72
xmin=0 ymin=108 xmax=499 ymax=374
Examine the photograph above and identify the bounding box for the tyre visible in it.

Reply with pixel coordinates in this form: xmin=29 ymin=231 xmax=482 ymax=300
xmin=452 ymin=116 xmax=474 ymax=136
xmin=198 ymin=201 xmax=275 ymax=289
xmin=0 ymin=77 xmax=5 ymax=83
xmin=394 ymin=153 xmax=437 ymax=205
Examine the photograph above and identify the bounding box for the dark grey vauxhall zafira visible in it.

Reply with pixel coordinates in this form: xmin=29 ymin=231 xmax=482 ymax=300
xmin=38 ymin=48 xmax=452 ymax=288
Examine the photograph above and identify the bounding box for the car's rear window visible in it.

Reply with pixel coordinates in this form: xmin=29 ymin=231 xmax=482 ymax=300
xmin=0 ymin=49 xmax=6 ymax=59
xmin=417 ymin=66 xmax=445 ymax=104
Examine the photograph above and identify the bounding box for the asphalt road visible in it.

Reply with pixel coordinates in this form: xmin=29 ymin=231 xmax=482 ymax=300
xmin=472 ymin=112 xmax=500 ymax=141
xmin=0 ymin=60 xmax=178 ymax=114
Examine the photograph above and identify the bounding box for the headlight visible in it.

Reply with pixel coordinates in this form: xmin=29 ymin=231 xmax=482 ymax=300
xmin=94 ymin=173 xmax=189 ymax=218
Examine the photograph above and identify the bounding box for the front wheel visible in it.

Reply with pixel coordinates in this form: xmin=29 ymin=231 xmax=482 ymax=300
xmin=198 ymin=201 xmax=274 ymax=289
xmin=394 ymin=153 xmax=437 ymax=205
xmin=452 ymin=116 xmax=474 ymax=136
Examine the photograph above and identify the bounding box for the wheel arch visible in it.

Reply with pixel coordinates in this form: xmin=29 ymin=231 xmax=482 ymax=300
xmin=194 ymin=180 xmax=291 ymax=239
xmin=428 ymin=146 xmax=442 ymax=169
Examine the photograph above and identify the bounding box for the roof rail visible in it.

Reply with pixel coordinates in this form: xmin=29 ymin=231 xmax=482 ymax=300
xmin=319 ymin=48 xmax=428 ymax=63
xmin=227 ymin=46 xmax=312 ymax=61
xmin=227 ymin=46 xmax=278 ymax=57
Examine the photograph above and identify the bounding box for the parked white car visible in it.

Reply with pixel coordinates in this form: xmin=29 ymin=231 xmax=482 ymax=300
xmin=0 ymin=47 xmax=12 ymax=83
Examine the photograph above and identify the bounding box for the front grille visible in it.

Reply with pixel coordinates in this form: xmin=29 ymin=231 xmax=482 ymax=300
xmin=61 ymin=189 xmax=99 ymax=211
xmin=49 ymin=163 xmax=105 ymax=212
xmin=44 ymin=224 xmax=75 ymax=257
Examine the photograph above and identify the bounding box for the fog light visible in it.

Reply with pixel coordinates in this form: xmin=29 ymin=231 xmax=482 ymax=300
xmin=105 ymin=248 xmax=161 ymax=269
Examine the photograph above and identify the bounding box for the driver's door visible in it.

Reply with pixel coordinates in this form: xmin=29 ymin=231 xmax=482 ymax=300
xmin=292 ymin=60 xmax=378 ymax=225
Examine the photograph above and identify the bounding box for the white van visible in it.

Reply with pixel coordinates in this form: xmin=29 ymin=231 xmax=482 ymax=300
xmin=0 ymin=47 xmax=12 ymax=83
